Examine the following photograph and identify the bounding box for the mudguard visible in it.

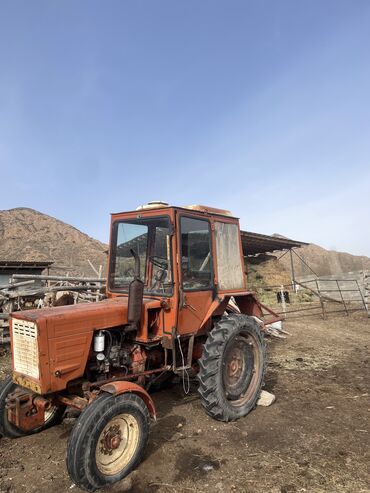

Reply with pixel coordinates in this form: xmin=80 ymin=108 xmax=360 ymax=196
xmin=99 ymin=380 xmax=156 ymax=419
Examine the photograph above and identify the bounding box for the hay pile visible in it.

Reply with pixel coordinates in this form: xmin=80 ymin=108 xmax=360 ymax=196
xmin=246 ymin=254 xmax=291 ymax=290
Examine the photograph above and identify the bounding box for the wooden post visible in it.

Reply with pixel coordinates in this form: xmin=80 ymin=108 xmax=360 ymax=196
xmin=280 ymin=285 xmax=286 ymax=314
xmin=96 ymin=265 xmax=103 ymax=302
xmin=12 ymin=274 xmax=105 ymax=283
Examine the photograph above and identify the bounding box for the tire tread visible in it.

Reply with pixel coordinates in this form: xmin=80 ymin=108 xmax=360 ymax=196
xmin=197 ymin=314 xmax=266 ymax=422
xmin=66 ymin=392 xmax=150 ymax=492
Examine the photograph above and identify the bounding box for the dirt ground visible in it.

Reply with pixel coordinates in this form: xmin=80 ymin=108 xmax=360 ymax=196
xmin=0 ymin=312 xmax=369 ymax=493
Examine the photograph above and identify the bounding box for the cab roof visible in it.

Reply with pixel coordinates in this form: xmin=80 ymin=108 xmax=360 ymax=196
xmin=111 ymin=202 xmax=238 ymax=219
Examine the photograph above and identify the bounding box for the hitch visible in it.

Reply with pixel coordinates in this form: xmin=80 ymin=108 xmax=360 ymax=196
xmin=6 ymin=388 xmax=51 ymax=432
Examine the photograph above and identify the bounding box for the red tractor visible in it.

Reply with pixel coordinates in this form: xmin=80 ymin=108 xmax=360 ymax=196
xmin=0 ymin=203 xmax=276 ymax=491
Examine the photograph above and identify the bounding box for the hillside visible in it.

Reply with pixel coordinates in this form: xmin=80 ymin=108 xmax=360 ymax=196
xmin=279 ymin=243 xmax=370 ymax=279
xmin=246 ymin=240 xmax=370 ymax=289
xmin=0 ymin=208 xmax=108 ymax=276
xmin=1 ymin=207 xmax=369 ymax=282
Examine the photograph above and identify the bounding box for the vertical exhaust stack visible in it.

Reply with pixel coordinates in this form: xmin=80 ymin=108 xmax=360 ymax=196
xmin=127 ymin=249 xmax=144 ymax=329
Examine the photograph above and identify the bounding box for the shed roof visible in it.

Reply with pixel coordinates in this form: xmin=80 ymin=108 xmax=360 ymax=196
xmin=241 ymin=231 xmax=308 ymax=256
xmin=0 ymin=261 xmax=54 ymax=270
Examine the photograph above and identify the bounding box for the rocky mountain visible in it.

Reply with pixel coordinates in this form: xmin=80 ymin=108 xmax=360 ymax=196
xmin=0 ymin=208 xmax=108 ymax=277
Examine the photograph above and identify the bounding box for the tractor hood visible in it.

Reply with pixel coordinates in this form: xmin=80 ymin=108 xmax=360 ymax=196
xmin=11 ymin=296 xmax=162 ymax=334
xmin=10 ymin=297 xmax=161 ymax=394
xmin=12 ymin=297 xmax=132 ymax=336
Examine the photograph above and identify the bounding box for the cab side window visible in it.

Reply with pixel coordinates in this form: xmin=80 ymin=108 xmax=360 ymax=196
xmin=180 ymin=217 xmax=212 ymax=290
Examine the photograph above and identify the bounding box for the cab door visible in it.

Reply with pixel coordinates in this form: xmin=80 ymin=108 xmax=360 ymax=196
xmin=176 ymin=215 xmax=215 ymax=335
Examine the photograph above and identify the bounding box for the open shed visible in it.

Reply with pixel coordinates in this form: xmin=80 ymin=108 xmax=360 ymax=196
xmin=240 ymin=231 xmax=308 ymax=256
xmin=0 ymin=261 xmax=54 ymax=287
xmin=240 ymin=231 xmax=308 ymax=287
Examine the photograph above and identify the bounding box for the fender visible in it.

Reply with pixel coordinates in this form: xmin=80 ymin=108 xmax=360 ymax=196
xmin=234 ymin=292 xmax=264 ymax=318
xmin=234 ymin=292 xmax=282 ymax=324
xmin=199 ymin=291 xmax=281 ymax=328
xmin=199 ymin=291 xmax=264 ymax=327
xmin=99 ymin=381 xmax=156 ymax=419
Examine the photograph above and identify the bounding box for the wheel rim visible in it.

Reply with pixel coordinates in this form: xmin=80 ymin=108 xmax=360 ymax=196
xmin=222 ymin=332 xmax=261 ymax=407
xmin=95 ymin=413 xmax=140 ymax=476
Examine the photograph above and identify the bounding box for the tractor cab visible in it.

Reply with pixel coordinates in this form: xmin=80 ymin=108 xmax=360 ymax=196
xmin=108 ymin=202 xmax=249 ymax=337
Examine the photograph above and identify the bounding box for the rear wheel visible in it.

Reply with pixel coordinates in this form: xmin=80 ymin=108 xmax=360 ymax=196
xmin=198 ymin=314 xmax=266 ymax=422
xmin=0 ymin=376 xmax=65 ymax=438
xmin=67 ymin=392 xmax=150 ymax=492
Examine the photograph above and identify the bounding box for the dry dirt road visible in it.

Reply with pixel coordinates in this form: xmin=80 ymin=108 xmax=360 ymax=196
xmin=1 ymin=312 xmax=369 ymax=493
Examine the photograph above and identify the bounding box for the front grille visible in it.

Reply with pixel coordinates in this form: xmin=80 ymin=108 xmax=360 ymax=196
xmin=12 ymin=319 xmax=39 ymax=379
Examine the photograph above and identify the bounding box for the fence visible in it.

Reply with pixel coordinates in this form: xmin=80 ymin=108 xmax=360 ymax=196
xmin=250 ymin=278 xmax=369 ymax=320
xmin=2 ymin=274 xmax=369 ymax=343
xmin=0 ymin=274 xmax=106 ymax=344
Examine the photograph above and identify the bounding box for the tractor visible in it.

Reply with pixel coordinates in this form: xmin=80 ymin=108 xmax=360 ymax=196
xmin=0 ymin=203 xmax=278 ymax=492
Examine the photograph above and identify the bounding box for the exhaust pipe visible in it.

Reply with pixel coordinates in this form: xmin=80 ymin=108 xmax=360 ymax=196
xmin=127 ymin=249 xmax=144 ymax=328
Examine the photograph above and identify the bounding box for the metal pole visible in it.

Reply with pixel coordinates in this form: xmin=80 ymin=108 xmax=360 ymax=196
xmin=276 ymin=249 xmax=290 ymax=261
xmin=336 ymin=280 xmax=348 ymax=316
xmin=290 ymin=249 xmax=296 ymax=293
xmin=315 ymin=279 xmax=326 ymax=319
xmin=355 ymin=279 xmax=369 ymax=317
xmin=292 ymin=249 xmax=320 ymax=277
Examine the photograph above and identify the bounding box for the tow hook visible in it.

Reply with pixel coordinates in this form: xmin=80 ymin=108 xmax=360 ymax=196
xmin=6 ymin=389 xmax=51 ymax=431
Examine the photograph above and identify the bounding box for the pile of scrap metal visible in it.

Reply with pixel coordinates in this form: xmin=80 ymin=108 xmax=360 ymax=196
xmin=0 ymin=274 xmax=106 ymax=343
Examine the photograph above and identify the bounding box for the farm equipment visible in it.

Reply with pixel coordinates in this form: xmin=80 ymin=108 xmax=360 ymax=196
xmin=0 ymin=203 xmax=278 ymax=491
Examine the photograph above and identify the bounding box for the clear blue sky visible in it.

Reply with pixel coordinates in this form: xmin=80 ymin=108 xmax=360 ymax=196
xmin=1 ymin=1 xmax=370 ymax=255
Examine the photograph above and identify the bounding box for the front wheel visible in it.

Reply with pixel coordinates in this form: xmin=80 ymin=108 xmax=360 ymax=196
xmin=66 ymin=392 xmax=150 ymax=492
xmin=198 ymin=314 xmax=266 ymax=422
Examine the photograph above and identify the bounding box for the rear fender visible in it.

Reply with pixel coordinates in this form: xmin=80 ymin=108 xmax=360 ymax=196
xmin=234 ymin=293 xmax=282 ymax=324
xmin=199 ymin=293 xmax=265 ymax=328
xmin=234 ymin=293 xmax=264 ymax=318
xmin=198 ymin=292 xmax=281 ymax=332
xmin=99 ymin=381 xmax=156 ymax=419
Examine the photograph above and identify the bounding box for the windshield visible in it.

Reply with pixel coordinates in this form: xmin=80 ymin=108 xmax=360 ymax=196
xmin=109 ymin=216 xmax=173 ymax=296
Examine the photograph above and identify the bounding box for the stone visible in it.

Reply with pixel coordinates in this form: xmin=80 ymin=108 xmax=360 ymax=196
xmin=257 ymin=390 xmax=276 ymax=407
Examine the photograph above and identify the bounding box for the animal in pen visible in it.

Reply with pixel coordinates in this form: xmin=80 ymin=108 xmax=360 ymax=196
xmin=0 ymin=202 xmax=280 ymax=492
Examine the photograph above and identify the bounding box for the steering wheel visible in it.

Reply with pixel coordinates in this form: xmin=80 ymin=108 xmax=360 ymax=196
xmin=149 ymin=255 xmax=168 ymax=269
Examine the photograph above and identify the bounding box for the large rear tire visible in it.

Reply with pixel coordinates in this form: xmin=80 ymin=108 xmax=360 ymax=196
xmin=0 ymin=376 xmax=65 ymax=438
xmin=66 ymin=392 xmax=150 ymax=492
xmin=198 ymin=314 xmax=266 ymax=422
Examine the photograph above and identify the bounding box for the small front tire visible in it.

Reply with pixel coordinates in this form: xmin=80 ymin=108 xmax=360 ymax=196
xmin=66 ymin=392 xmax=150 ymax=492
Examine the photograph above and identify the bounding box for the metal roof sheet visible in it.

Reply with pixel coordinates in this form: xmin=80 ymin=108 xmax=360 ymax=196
xmin=241 ymin=231 xmax=308 ymax=256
